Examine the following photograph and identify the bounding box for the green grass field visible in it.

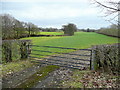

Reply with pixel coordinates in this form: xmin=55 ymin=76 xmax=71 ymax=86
xmin=40 ymin=32 xmax=64 ymax=35
xmin=21 ymin=32 xmax=118 ymax=58
xmin=22 ymin=32 xmax=118 ymax=48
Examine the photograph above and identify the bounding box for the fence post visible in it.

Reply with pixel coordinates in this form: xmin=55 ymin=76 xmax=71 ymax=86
xmin=91 ymin=49 xmax=94 ymax=70
xmin=20 ymin=41 xmax=27 ymax=59
xmin=90 ymin=50 xmax=92 ymax=70
xmin=26 ymin=41 xmax=31 ymax=59
xmin=91 ymin=46 xmax=96 ymax=70
xmin=20 ymin=40 xmax=31 ymax=60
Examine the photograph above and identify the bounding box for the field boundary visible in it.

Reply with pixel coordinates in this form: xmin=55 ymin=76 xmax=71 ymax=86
xmin=29 ymin=45 xmax=92 ymax=69
xmin=96 ymin=32 xmax=120 ymax=38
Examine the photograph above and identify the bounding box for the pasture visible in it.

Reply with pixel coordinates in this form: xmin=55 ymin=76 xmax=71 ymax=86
xmin=22 ymin=32 xmax=118 ymax=48
xmin=3 ymin=31 xmax=119 ymax=88
xmin=40 ymin=32 xmax=64 ymax=35
xmin=21 ymin=32 xmax=118 ymax=58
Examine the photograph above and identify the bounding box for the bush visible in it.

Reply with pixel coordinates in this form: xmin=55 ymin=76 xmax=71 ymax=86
xmin=92 ymin=43 xmax=119 ymax=75
xmin=96 ymin=28 xmax=119 ymax=38
xmin=2 ymin=40 xmax=31 ymax=64
xmin=62 ymin=23 xmax=77 ymax=36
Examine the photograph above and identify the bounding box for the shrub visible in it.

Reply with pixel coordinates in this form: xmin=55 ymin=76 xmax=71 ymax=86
xmin=92 ymin=43 xmax=119 ymax=75
xmin=2 ymin=40 xmax=31 ymax=64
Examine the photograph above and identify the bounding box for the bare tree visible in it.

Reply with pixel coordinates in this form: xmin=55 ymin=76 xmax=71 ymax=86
xmin=27 ymin=22 xmax=39 ymax=36
xmin=1 ymin=14 xmax=15 ymax=39
xmin=1 ymin=14 xmax=39 ymax=39
xmin=91 ymin=0 xmax=120 ymax=24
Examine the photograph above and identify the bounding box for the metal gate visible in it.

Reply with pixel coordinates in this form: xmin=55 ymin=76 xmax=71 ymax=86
xmin=29 ymin=45 xmax=92 ymax=69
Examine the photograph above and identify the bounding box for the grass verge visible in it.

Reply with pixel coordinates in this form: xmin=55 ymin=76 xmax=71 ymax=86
xmin=2 ymin=60 xmax=34 ymax=77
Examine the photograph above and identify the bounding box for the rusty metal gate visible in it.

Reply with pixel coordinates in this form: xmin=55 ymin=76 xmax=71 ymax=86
xmin=29 ymin=45 xmax=92 ymax=69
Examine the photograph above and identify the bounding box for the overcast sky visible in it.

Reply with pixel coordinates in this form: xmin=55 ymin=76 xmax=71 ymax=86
xmin=1 ymin=0 xmax=118 ymax=29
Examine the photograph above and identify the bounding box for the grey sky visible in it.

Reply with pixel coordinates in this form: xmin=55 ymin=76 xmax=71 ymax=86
xmin=1 ymin=0 xmax=116 ymax=29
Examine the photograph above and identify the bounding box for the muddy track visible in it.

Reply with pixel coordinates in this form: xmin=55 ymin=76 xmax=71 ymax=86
xmin=34 ymin=67 xmax=74 ymax=88
xmin=2 ymin=49 xmax=91 ymax=88
xmin=2 ymin=64 xmax=45 ymax=88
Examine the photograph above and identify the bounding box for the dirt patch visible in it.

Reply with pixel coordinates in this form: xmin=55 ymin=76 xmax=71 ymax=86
xmin=34 ymin=67 xmax=74 ymax=88
xmin=2 ymin=64 xmax=44 ymax=88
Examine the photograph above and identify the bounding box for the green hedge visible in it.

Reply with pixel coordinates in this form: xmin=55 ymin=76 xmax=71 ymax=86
xmin=2 ymin=40 xmax=31 ymax=64
xmin=92 ymin=43 xmax=119 ymax=74
xmin=96 ymin=29 xmax=119 ymax=38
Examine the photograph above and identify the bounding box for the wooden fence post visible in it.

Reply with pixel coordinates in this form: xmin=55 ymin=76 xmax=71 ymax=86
xmin=91 ymin=46 xmax=97 ymax=70
xmin=20 ymin=41 xmax=27 ymax=59
xmin=91 ymin=49 xmax=95 ymax=70
xmin=90 ymin=49 xmax=92 ymax=70
xmin=26 ymin=41 xmax=31 ymax=59
xmin=20 ymin=40 xmax=31 ymax=60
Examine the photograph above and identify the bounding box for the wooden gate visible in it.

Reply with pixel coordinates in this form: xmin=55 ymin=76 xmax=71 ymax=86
xmin=29 ymin=45 xmax=92 ymax=69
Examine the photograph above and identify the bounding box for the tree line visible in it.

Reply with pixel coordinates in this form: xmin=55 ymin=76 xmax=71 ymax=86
xmin=1 ymin=14 xmax=39 ymax=40
xmin=1 ymin=13 xmax=79 ymax=40
xmin=96 ymin=24 xmax=119 ymax=38
xmin=40 ymin=23 xmax=78 ymax=36
xmin=39 ymin=27 xmax=61 ymax=32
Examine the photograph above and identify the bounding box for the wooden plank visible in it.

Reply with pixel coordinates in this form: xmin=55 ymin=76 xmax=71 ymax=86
xmin=30 ymin=45 xmax=92 ymax=69
xmin=31 ymin=60 xmax=88 ymax=69
xmin=29 ymin=56 xmax=90 ymax=62
xmin=30 ymin=58 xmax=90 ymax=66
xmin=31 ymin=53 xmax=91 ymax=57
xmin=31 ymin=45 xmax=92 ymax=51
xmin=32 ymin=50 xmax=91 ymax=57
